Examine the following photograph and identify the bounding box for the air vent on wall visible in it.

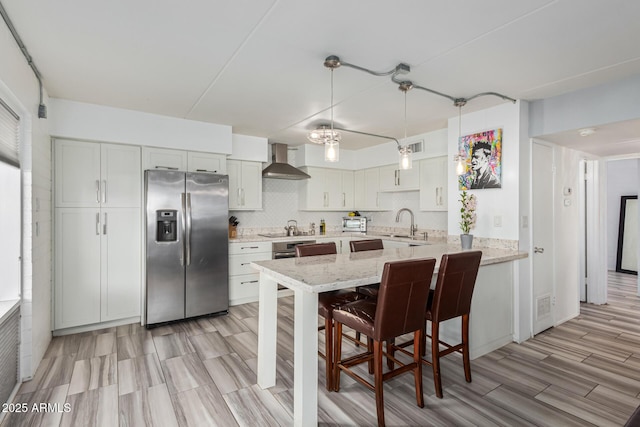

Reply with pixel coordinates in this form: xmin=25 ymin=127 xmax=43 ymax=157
xmin=408 ymin=140 xmax=423 ymax=154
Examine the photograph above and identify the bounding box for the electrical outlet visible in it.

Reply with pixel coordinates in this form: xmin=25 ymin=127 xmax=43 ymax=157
xmin=494 ymin=215 xmax=502 ymax=227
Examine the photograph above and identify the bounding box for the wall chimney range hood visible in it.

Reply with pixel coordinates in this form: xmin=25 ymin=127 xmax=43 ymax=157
xmin=262 ymin=143 xmax=310 ymax=180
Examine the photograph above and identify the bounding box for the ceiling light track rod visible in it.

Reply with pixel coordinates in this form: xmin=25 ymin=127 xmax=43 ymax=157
xmin=0 ymin=1 xmax=47 ymax=118
xmin=325 ymin=54 xmax=516 ymax=107
xmin=333 ymin=126 xmax=403 ymax=151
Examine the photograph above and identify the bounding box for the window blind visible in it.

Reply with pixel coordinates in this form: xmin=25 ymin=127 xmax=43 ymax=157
xmin=0 ymin=98 xmax=19 ymax=167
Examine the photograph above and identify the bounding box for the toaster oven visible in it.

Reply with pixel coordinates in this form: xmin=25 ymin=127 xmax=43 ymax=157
xmin=342 ymin=217 xmax=367 ymax=232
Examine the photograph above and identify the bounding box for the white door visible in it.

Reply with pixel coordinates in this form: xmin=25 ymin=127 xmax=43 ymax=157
xmin=54 ymin=140 xmax=101 ymax=208
xmin=532 ymin=142 xmax=555 ymax=334
xmin=55 ymin=208 xmax=101 ymax=329
xmin=101 ymin=144 xmax=141 ymax=208
xmin=101 ymin=208 xmax=141 ymax=321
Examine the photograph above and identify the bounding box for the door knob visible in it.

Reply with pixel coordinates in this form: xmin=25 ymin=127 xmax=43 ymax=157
xmin=534 ymin=247 xmax=544 ymax=254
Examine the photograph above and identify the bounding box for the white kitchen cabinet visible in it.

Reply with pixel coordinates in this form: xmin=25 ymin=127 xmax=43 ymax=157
xmin=187 ymin=151 xmax=227 ymax=174
xmin=142 ymin=146 xmax=188 ymax=171
xmin=355 ymin=168 xmax=387 ymax=211
xmin=55 ymin=140 xmax=141 ymax=208
xmin=143 ymin=147 xmax=228 ymax=174
xmin=100 ymin=208 xmax=141 ymax=322
xmin=54 ymin=139 xmax=142 ymax=330
xmin=379 ymin=164 xmax=420 ymax=192
xmin=228 ymin=160 xmax=263 ymax=210
xmin=54 ymin=207 xmax=141 ymax=329
xmin=299 ymin=167 xmax=354 ymax=211
xmin=419 ymin=156 xmax=448 ymax=211
xmin=228 ymin=241 xmax=271 ymax=305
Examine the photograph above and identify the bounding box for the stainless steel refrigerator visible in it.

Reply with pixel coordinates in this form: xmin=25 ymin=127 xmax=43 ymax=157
xmin=145 ymin=170 xmax=229 ymax=326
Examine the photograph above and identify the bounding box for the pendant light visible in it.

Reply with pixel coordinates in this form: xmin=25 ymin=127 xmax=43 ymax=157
xmin=453 ymin=101 xmax=466 ymax=175
xmin=308 ymin=67 xmax=340 ymax=162
xmin=397 ymin=82 xmax=412 ymax=170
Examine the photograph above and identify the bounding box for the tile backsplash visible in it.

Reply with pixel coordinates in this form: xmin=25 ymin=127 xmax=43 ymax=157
xmin=232 ymin=178 xmax=447 ymax=234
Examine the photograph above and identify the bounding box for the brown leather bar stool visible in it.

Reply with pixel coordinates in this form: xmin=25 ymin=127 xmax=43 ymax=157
xmin=333 ymin=258 xmax=436 ymax=427
xmin=419 ymin=251 xmax=482 ymax=398
xmin=350 ymin=239 xmax=384 ymax=298
xmin=295 ymin=241 xmax=365 ymax=391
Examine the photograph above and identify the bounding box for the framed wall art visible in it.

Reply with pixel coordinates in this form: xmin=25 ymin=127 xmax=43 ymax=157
xmin=457 ymin=128 xmax=502 ymax=190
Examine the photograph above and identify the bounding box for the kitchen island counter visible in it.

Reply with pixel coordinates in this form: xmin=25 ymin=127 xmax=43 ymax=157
xmin=252 ymin=244 xmax=526 ymax=426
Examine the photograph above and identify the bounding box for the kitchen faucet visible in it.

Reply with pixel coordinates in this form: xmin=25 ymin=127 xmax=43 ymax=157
xmin=395 ymin=208 xmax=417 ymax=237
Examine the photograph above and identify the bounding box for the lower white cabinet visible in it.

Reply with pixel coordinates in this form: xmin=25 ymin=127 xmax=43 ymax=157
xmin=228 ymin=241 xmax=271 ymax=305
xmin=54 ymin=208 xmax=141 ymax=329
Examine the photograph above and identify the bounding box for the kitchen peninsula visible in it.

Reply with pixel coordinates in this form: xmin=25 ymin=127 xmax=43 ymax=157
xmin=251 ymin=243 xmax=527 ymax=426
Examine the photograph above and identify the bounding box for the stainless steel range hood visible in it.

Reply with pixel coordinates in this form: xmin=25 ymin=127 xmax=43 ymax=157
xmin=262 ymin=143 xmax=310 ymax=180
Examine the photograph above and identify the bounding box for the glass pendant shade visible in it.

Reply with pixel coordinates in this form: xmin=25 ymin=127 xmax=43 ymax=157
xmin=454 ymin=155 xmax=465 ymax=175
xmin=398 ymin=146 xmax=412 ymax=170
xmin=324 ymin=140 xmax=339 ymax=162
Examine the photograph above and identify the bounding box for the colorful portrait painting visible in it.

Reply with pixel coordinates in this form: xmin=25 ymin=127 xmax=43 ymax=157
xmin=457 ymin=128 xmax=502 ymax=190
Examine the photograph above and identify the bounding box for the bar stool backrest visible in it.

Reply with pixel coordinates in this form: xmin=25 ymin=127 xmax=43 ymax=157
xmin=296 ymin=242 xmax=337 ymax=257
xmin=374 ymin=258 xmax=436 ymax=342
xmin=431 ymin=251 xmax=482 ymax=322
xmin=350 ymin=239 xmax=384 ymax=252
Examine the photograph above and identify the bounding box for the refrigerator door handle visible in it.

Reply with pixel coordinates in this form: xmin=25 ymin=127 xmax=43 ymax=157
xmin=180 ymin=193 xmax=186 ymax=266
xmin=185 ymin=192 xmax=192 ymax=266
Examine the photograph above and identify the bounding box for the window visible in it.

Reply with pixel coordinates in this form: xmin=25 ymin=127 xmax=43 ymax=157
xmin=0 ymin=97 xmax=20 ymax=300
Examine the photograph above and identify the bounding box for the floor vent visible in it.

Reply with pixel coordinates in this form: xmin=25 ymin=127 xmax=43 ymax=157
xmin=536 ymin=295 xmax=551 ymax=318
xmin=0 ymin=307 xmax=19 ymax=404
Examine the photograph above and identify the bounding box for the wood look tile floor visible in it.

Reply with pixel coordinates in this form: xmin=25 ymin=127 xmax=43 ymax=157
xmin=4 ymin=271 xmax=640 ymax=426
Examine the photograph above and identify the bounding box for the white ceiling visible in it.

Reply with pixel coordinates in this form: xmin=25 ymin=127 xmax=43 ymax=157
xmin=4 ymin=0 xmax=640 ymax=154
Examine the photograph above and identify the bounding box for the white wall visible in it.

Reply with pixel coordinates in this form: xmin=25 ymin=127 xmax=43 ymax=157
xmin=229 ymin=134 xmax=268 ymax=162
xmin=49 ymin=98 xmax=233 ymax=153
xmin=0 ymin=20 xmax=52 ymax=379
xmin=447 ymin=101 xmax=523 ymax=240
xmin=606 ymin=159 xmax=639 ymax=270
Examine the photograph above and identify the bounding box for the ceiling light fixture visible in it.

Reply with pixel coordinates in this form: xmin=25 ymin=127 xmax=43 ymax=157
xmin=453 ymin=100 xmax=467 ymax=176
xmin=319 ymin=55 xmax=516 ymax=171
xmin=578 ymin=128 xmax=596 ymax=137
xmin=398 ymin=81 xmax=413 ymax=170
xmin=308 ymin=66 xmax=340 ymax=162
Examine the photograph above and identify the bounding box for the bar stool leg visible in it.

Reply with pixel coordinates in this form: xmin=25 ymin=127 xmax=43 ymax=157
xmin=431 ymin=321 xmax=443 ymax=398
xmin=325 ymin=317 xmax=334 ymax=391
xmin=374 ymin=340 xmax=385 ymax=427
xmin=333 ymin=322 xmax=343 ymax=392
xmin=462 ymin=313 xmax=472 ymax=383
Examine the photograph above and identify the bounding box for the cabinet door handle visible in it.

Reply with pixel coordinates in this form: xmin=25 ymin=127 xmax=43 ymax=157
xmin=96 ymin=180 xmax=100 ymax=203
xmin=102 ymin=180 xmax=107 ymax=204
xmin=240 ymin=262 xmax=251 ymax=266
xmin=342 ymin=192 xmax=346 ymax=207
xmin=95 ymin=213 xmax=100 ymax=235
xmin=324 ymin=192 xmax=328 ymax=207
xmin=439 ymin=187 xmax=443 ymax=206
xmin=155 ymin=166 xmax=178 ymax=170
xmin=241 ymin=280 xmax=259 ymax=285
xmin=241 ymin=246 xmax=259 ymax=250
xmin=534 ymin=247 xmax=545 ymax=254
xmin=103 ymin=213 xmax=107 ymax=235
xmin=241 ymin=188 xmax=245 ymax=206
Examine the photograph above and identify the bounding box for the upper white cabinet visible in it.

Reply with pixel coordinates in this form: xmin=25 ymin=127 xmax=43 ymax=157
xmin=379 ymin=164 xmax=420 ymax=192
xmin=354 ymin=168 xmax=388 ymax=211
xmin=187 ymin=151 xmax=227 ymax=174
xmin=419 ymin=156 xmax=448 ymax=211
xmin=55 ymin=140 xmax=141 ymax=208
xmin=142 ymin=146 xmax=188 ymax=171
xmin=228 ymin=160 xmax=263 ymax=210
xmin=142 ymin=147 xmax=227 ymax=174
xmin=299 ymin=167 xmax=354 ymax=211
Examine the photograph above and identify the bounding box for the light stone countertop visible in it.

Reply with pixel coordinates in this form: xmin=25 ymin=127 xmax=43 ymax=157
xmin=229 ymin=231 xmax=441 ymax=245
xmin=251 ymin=243 xmax=527 ymax=293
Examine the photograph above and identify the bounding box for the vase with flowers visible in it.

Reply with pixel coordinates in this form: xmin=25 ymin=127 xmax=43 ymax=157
xmin=459 ymin=191 xmax=477 ymax=249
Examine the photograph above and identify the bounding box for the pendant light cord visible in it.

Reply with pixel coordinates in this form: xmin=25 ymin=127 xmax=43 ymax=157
xmin=330 ymin=68 xmax=334 ymax=134
xmin=404 ymin=90 xmax=407 ymax=141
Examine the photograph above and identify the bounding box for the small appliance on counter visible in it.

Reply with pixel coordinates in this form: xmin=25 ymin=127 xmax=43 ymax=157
xmin=342 ymin=216 xmax=367 ymax=232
